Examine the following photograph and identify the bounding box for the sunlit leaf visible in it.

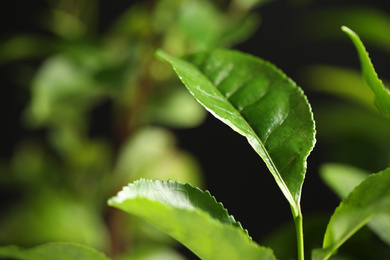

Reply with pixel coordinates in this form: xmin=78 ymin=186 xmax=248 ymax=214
xmin=156 ymin=49 xmax=315 ymax=216
xmin=313 ymin=168 xmax=390 ymax=260
xmin=108 ymin=179 xmax=276 ymax=260
xmin=342 ymin=26 xmax=390 ymax=118
xmin=0 ymin=242 xmax=110 ymax=260
xmin=26 ymin=55 xmax=105 ymax=126
xmin=146 ymin=86 xmax=206 ymax=128
xmin=114 ymin=127 xmax=203 ymax=187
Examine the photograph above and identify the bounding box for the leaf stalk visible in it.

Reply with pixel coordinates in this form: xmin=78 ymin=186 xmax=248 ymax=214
xmin=294 ymin=206 xmax=305 ymax=260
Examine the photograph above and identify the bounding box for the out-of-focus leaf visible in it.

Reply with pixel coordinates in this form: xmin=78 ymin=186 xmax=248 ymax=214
xmin=49 ymin=126 xmax=112 ymax=170
xmin=218 ymin=13 xmax=260 ymax=48
xmin=146 ymin=85 xmax=206 ymax=128
xmin=342 ymin=26 xmax=390 ymax=118
xmin=321 ymin=163 xmax=390 ymax=247
xmin=301 ymin=65 xmax=378 ymax=112
xmin=176 ymin=0 xmax=226 ymax=50
xmin=114 ymin=127 xmax=202 ymax=188
xmin=153 ymin=0 xmax=259 ymax=55
xmin=303 ymin=7 xmax=390 ymax=54
xmin=320 ymin=163 xmax=369 ymax=199
xmin=0 ymin=191 xmax=109 ymax=250
xmin=109 ymin=179 xmax=276 ymax=260
xmin=314 ymin=102 xmax=390 ymax=148
xmin=0 ymin=35 xmax=57 ymax=64
xmin=236 ymin=0 xmax=274 ymax=10
xmin=157 ymin=49 xmax=315 ymax=217
xmin=46 ymin=9 xmax=87 ymax=40
xmin=0 ymin=242 xmax=110 ymax=260
xmin=107 ymin=3 xmax=151 ymax=37
xmin=177 ymin=0 xmax=259 ymax=50
xmin=313 ymin=168 xmax=390 ymax=260
xmin=25 ymin=55 xmax=105 ymax=126
xmin=116 ymin=245 xmax=186 ymax=260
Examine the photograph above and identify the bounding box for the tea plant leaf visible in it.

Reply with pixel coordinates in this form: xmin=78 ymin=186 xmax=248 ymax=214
xmin=313 ymin=168 xmax=390 ymax=260
xmin=321 ymin=163 xmax=390 ymax=247
xmin=320 ymin=163 xmax=369 ymax=199
xmin=0 ymin=242 xmax=110 ymax=260
xmin=108 ymin=179 xmax=276 ymax=260
xmin=342 ymin=26 xmax=390 ymax=118
xmin=156 ymin=49 xmax=316 ymax=216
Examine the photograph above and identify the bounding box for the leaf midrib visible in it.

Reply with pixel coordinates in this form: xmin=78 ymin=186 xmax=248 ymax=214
xmin=182 ymin=58 xmax=298 ymax=212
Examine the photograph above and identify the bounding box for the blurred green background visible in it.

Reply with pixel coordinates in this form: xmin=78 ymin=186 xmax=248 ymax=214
xmin=1 ymin=0 xmax=390 ymax=259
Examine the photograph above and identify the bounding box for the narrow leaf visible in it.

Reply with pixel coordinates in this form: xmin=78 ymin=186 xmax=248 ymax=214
xmin=0 ymin=242 xmax=110 ymax=260
xmin=342 ymin=26 xmax=390 ymax=118
xmin=156 ymin=49 xmax=316 ymax=215
xmin=313 ymin=168 xmax=390 ymax=260
xmin=321 ymin=163 xmax=390 ymax=247
xmin=108 ymin=179 xmax=276 ymax=260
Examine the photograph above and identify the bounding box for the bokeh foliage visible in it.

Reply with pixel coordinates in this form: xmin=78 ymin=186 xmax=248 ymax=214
xmin=0 ymin=0 xmax=264 ymax=259
xmin=1 ymin=0 xmax=390 ymax=259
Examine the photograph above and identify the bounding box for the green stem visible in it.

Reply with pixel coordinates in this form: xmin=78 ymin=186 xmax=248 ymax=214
xmin=294 ymin=206 xmax=305 ymax=260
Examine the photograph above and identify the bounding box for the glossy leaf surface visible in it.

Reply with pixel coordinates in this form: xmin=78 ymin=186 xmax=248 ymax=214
xmin=108 ymin=179 xmax=276 ymax=260
xmin=313 ymin=168 xmax=390 ymax=260
xmin=157 ymin=49 xmax=316 ymax=214
xmin=342 ymin=26 xmax=390 ymax=118
xmin=0 ymin=242 xmax=110 ymax=260
xmin=321 ymin=163 xmax=390 ymax=247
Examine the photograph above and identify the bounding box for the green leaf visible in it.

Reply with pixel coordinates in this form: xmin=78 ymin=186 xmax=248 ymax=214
xmin=0 ymin=190 xmax=109 ymax=249
xmin=0 ymin=242 xmax=110 ymax=260
xmin=146 ymin=85 xmax=206 ymax=128
xmin=301 ymin=65 xmax=378 ymax=113
xmin=303 ymin=8 xmax=390 ymax=54
xmin=114 ymin=127 xmax=203 ymax=187
xmin=26 ymin=55 xmax=105 ymax=126
xmin=156 ymin=49 xmax=316 ymax=215
xmin=108 ymin=179 xmax=276 ymax=260
xmin=313 ymin=168 xmax=390 ymax=260
xmin=342 ymin=26 xmax=390 ymax=118
xmin=320 ymin=163 xmax=369 ymax=199
xmin=321 ymin=163 xmax=390 ymax=247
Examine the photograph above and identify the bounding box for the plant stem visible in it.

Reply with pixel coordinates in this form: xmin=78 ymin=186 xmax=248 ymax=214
xmin=294 ymin=207 xmax=305 ymax=260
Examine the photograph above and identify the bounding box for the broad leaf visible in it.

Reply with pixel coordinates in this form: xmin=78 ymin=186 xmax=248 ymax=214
xmin=321 ymin=163 xmax=390 ymax=247
xmin=0 ymin=242 xmax=110 ymax=260
xmin=313 ymin=168 xmax=390 ymax=260
xmin=342 ymin=26 xmax=390 ymax=118
xmin=108 ymin=179 xmax=276 ymax=260
xmin=156 ymin=49 xmax=316 ymax=215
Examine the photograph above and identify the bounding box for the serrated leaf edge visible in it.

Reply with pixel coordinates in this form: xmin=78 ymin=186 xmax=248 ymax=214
xmin=108 ymin=178 xmax=252 ymax=239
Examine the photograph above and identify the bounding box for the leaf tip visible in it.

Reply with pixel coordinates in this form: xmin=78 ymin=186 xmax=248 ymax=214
xmin=341 ymin=25 xmax=349 ymax=32
xmin=155 ymin=49 xmax=169 ymax=61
